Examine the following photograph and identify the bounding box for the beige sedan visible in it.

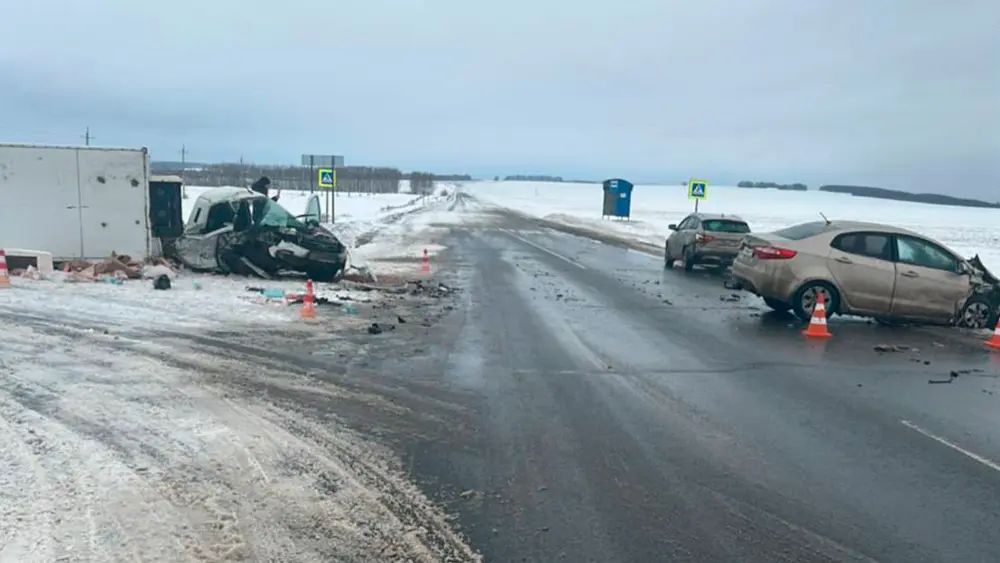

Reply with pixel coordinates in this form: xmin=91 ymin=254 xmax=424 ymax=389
xmin=727 ymin=220 xmax=999 ymax=327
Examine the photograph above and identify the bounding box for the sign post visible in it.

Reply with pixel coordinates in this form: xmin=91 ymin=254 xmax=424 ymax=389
xmin=687 ymin=179 xmax=709 ymax=212
xmin=301 ymin=154 xmax=344 ymax=223
xmin=317 ymin=168 xmax=336 ymax=222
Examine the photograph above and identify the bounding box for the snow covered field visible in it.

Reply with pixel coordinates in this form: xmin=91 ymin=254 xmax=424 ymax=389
xmin=463 ymin=181 xmax=1000 ymax=269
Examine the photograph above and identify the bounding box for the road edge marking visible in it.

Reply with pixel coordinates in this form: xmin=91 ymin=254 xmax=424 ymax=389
xmin=901 ymin=419 xmax=1000 ymax=474
xmin=500 ymin=229 xmax=588 ymax=270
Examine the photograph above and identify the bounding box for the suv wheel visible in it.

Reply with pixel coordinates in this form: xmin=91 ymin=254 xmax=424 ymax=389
xmin=664 ymin=245 xmax=675 ymax=269
xmin=683 ymin=246 xmax=696 ymax=272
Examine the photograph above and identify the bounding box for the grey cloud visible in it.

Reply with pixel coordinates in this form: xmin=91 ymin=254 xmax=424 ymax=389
xmin=0 ymin=0 xmax=995 ymax=194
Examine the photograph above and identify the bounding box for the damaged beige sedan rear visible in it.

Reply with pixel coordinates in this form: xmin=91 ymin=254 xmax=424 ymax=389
xmin=726 ymin=220 xmax=1000 ymax=328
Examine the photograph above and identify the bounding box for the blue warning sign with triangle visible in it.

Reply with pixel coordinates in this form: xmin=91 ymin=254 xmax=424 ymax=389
xmin=318 ymin=168 xmax=335 ymax=187
xmin=687 ymin=180 xmax=708 ymax=200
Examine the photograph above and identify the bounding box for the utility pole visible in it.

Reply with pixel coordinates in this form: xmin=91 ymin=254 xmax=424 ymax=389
xmin=180 ymin=145 xmax=188 ymax=198
xmin=81 ymin=127 xmax=94 ymax=146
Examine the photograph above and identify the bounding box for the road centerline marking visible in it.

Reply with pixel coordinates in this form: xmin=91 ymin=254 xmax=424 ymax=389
xmin=500 ymin=229 xmax=587 ymax=270
xmin=901 ymin=419 xmax=1000 ymax=474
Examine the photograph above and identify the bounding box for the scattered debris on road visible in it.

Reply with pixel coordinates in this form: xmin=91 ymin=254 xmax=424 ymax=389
xmin=874 ymin=344 xmax=916 ymax=353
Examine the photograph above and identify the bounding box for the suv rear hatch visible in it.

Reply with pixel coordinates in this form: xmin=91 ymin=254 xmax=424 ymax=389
xmin=698 ymin=219 xmax=751 ymax=252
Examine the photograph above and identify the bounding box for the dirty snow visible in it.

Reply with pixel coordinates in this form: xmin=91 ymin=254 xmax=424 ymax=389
xmin=0 ymin=317 xmax=480 ymax=562
xmin=462 ymin=181 xmax=1000 ymax=268
xmin=348 ymin=190 xmax=485 ymax=276
xmin=0 ymin=274 xmax=381 ymax=331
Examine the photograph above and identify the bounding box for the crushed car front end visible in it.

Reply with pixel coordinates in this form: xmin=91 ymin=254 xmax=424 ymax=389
xmin=175 ymin=189 xmax=349 ymax=281
xmin=955 ymin=255 xmax=1000 ymax=329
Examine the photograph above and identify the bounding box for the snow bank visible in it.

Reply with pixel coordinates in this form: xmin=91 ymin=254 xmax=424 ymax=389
xmin=347 ymin=195 xmax=462 ymax=275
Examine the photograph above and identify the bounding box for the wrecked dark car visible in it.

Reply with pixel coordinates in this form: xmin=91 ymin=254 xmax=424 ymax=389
xmin=174 ymin=187 xmax=348 ymax=281
xmin=956 ymin=254 xmax=1000 ymax=329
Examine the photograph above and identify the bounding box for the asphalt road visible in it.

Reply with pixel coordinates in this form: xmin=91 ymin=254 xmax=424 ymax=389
xmin=399 ymin=202 xmax=1000 ymax=563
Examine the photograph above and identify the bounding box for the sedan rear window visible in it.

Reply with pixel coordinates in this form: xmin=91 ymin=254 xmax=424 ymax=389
xmin=702 ymin=220 xmax=750 ymax=233
xmin=773 ymin=221 xmax=831 ymax=240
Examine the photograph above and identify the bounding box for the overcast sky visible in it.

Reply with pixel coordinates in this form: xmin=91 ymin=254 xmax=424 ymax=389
xmin=0 ymin=0 xmax=996 ymax=195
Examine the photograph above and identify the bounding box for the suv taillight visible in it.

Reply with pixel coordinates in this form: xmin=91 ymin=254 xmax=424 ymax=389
xmin=695 ymin=233 xmax=715 ymax=243
xmin=753 ymin=246 xmax=797 ymax=259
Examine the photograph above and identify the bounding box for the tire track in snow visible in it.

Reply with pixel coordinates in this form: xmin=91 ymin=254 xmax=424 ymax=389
xmin=0 ymin=315 xmax=481 ymax=562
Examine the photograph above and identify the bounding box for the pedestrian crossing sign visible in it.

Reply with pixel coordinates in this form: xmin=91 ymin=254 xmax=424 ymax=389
xmin=687 ymin=179 xmax=708 ymax=200
xmin=318 ymin=168 xmax=335 ymax=188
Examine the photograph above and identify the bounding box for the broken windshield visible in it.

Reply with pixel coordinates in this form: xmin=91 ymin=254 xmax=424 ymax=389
xmin=256 ymin=199 xmax=306 ymax=229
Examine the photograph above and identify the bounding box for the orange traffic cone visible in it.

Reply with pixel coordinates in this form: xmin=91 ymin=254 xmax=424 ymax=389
xmin=300 ymin=279 xmax=316 ymax=319
xmin=421 ymin=248 xmax=430 ymax=273
xmin=984 ymin=318 xmax=1000 ymax=349
xmin=0 ymin=250 xmax=9 ymax=287
xmin=802 ymin=291 xmax=832 ymax=338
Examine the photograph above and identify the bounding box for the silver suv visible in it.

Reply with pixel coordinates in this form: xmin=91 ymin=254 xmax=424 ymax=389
xmin=665 ymin=213 xmax=751 ymax=271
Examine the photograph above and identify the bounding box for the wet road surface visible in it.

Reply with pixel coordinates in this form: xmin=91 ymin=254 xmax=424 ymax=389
xmin=402 ymin=210 xmax=1000 ymax=563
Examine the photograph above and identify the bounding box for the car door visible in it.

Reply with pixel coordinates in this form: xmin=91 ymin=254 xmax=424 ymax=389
xmin=175 ymin=202 xmax=233 ymax=271
xmin=668 ymin=216 xmax=694 ymax=256
xmin=889 ymin=234 xmax=971 ymax=322
xmin=677 ymin=216 xmax=700 ymax=254
xmin=303 ymin=194 xmax=322 ymax=225
xmin=826 ymin=231 xmax=896 ymax=315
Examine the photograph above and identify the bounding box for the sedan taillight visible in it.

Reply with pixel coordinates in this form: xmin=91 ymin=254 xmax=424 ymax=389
xmin=695 ymin=233 xmax=715 ymax=243
xmin=753 ymin=246 xmax=797 ymax=259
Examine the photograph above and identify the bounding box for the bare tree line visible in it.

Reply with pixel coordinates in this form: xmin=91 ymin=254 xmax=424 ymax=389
xmin=153 ymin=162 xmax=473 ymax=195
xmin=156 ymin=163 xmax=400 ymax=193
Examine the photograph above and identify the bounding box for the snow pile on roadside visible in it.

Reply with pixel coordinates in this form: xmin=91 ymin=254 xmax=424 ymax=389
xmin=348 ymin=191 xmax=479 ymax=275
xmin=326 ymin=194 xmax=432 ymax=250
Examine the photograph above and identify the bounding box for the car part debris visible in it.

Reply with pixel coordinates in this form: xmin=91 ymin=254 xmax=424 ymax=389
xmin=153 ymin=274 xmax=171 ymax=290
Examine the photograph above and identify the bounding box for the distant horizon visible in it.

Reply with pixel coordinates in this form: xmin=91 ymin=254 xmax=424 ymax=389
xmin=151 ymin=158 xmax=990 ymax=200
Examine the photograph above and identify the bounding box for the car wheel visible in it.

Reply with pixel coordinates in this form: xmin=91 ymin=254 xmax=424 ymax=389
xmin=792 ymin=281 xmax=839 ymax=322
xmin=957 ymin=294 xmax=998 ymax=329
xmin=683 ymin=246 xmax=696 ymax=272
xmin=664 ymin=245 xmax=675 ymax=269
xmin=763 ymin=298 xmax=790 ymax=312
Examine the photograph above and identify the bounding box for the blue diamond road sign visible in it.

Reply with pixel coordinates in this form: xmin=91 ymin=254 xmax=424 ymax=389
xmin=687 ymin=180 xmax=708 ymax=200
xmin=318 ymin=168 xmax=335 ymax=188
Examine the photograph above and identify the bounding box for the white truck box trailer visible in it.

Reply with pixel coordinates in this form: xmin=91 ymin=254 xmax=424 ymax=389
xmin=0 ymin=143 xmax=155 ymax=260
